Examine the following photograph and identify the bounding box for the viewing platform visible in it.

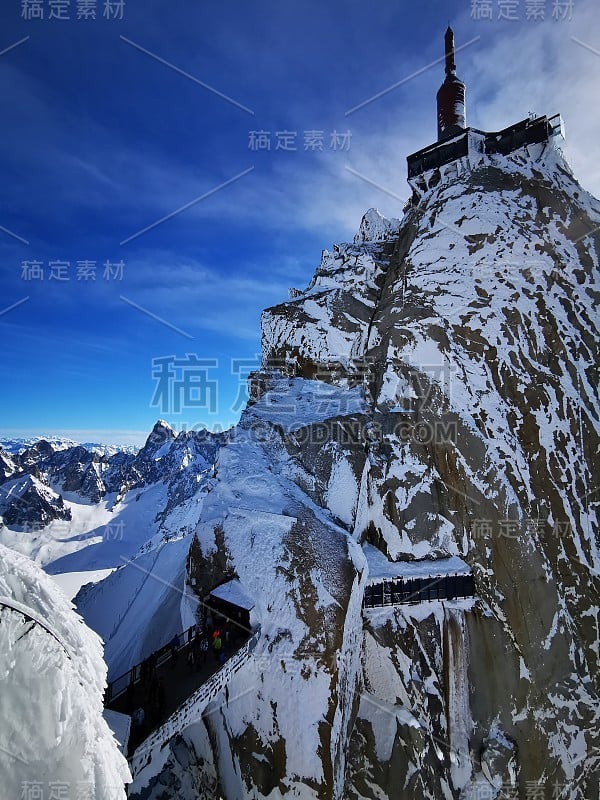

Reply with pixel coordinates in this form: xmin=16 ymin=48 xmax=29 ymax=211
xmin=104 ymin=578 xmax=260 ymax=764
xmin=407 ymin=114 xmax=564 ymax=182
xmin=405 ymin=27 xmax=564 ymax=185
xmin=362 ymin=544 xmax=476 ymax=609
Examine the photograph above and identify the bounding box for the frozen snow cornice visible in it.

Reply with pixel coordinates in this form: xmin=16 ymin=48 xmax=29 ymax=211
xmin=363 ymin=543 xmax=471 ymax=585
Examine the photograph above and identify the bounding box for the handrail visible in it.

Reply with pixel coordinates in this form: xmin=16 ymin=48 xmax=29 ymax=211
xmin=0 ymin=596 xmax=73 ymax=658
xmin=130 ymin=625 xmax=261 ymax=770
xmin=105 ymin=621 xmax=202 ymax=704
xmin=106 ymin=592 xmax=255 ymax=705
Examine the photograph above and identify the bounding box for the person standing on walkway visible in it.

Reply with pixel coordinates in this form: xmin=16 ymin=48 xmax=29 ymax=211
xmin=148 ymin=673 xmax=159 ymax=724
xmin=128 ymin=706 xmax=145 ymax=758
xmin=212 ymin=633 xmax=222 ymax=663
xmin=199 ymin=634 xmax=209 ymax=667
xmin=194 ymin=634 xmax=207 ymax=670
xmin=187 ymin=647 xmax=196 ymax=672
xmin=125 ymin=677 xmax=135 ymax=713
xmin=169 ymin=634 xmax=179 ymax=668
xmin=132 ymin=706 xmax=145 ymax=737
xmin=148 ymin=650 xmax=157 ymax=679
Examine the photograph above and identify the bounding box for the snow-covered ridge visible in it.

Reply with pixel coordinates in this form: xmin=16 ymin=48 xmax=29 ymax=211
xmin=261 ymin=211 xmax=400 ymax=375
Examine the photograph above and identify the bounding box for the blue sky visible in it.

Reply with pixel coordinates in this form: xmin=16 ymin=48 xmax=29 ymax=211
xmin=1 ymin=0 xmax=599 ymax=446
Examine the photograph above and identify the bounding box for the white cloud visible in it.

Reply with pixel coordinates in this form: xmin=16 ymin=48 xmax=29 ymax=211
xmin=464 ymin=2 xmax=600 ymax=196
xmin=119 ymin=255 xmax=297 ymax=341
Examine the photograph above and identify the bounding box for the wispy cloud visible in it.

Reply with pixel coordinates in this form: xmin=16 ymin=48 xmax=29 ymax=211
xmin=1 ymin=0 xmax=599 ymax=438
xmin=465 ymin=5 xmax=600 ymax=194
xmin=119 ymin=255 xmax=295 ymax=340
xmin=119 ymin=167 xmax=256 ymax=246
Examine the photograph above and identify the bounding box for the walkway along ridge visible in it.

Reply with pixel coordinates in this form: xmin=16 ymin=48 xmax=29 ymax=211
xmin=129 ymin=625 xmax=261 ymax=774
xmin=363 ymin=573 xmax=476 ymax=609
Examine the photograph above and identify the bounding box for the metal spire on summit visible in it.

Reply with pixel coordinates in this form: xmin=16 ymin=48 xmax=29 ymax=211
xmin=444 ymin=25 xmax=457 ymax=74
xmin=406 ymin=26 xmax=564 ymax=181
xmin=436 ymin=26 xmax=466 ymax=140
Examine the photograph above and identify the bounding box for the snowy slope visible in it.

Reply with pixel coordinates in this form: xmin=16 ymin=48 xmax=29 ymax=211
xmin=78 ymin=535 xmax=195 ymax=680
xmin=0 ymin=543 xmax=130 ymax=797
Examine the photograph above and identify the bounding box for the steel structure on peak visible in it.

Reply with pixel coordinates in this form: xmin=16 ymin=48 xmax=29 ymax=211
xmin=407 ymin=28 xmax=565 ymax=184
xmin=436 ymin=26 xmax=467 ymax=141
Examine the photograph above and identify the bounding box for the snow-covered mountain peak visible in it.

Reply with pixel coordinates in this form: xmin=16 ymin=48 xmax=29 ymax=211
xmin=141 ymin=419 xmax=177 ymax=453
xmin=354 ymin=207 xmax=402 ymax=244
xmin=154 ymin=419 xmax=175 ymax=434
xmin=3 ymin=110 xmax=598 ymax=799
xmin=0 ymin=472 xmax=72 ymax=530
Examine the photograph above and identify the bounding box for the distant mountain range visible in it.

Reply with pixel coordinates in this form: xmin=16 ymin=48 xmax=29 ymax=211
xmin=0 ymin=423 xmax=223 ymax=531
xmin=0 ymin=436 xmax=139 ymax=457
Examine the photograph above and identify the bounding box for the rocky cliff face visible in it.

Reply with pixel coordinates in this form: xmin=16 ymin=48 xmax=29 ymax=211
xmin=0 ymin=447 xmax=18 ymax=483
xmin=46 ymin=140 xmax=599 ymax=800
xmin=256 ymin=142 xmax=599 ymax=799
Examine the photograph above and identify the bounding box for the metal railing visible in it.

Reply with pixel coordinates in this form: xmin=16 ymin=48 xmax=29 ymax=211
xmin=364 ymin=574 xmax=476 ymax=609
xmin=0 ymin=596 xmax=73 ymax=658
xmin=130 ymin=625 xmax=261 ymax=770
xmin=105 ymin=623 xmax=203 ymax=705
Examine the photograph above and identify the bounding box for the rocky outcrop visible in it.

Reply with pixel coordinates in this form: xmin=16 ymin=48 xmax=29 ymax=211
xmin=0 ymin=423 xmax=225 ymax=525
xmin=0 ymin=475 xmax=72 ymax=530
xmin=0 ymin=447 xmax=18 ymax=484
